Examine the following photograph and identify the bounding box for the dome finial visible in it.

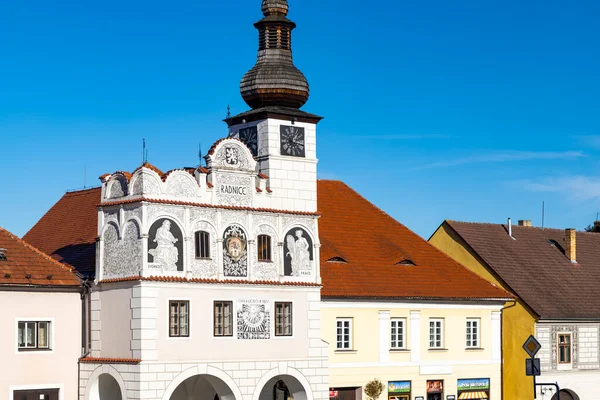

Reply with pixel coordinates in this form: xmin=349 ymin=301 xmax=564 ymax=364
xmin=261 ymin=0 xmax=288 ymax=16
xmin=240 ymin=0 xmax=309 ymax=110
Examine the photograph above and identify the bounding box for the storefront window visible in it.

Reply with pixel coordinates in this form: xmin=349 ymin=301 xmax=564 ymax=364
xmin=387 ymin=381 xmax=410 ymax=400
xmin=457 ymin=378 xmax=490 ymax=399
xmin=426 ymin=380 xmax=443 ymax=400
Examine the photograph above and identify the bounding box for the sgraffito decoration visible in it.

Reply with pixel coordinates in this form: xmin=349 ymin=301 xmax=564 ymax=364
xmin=284 ymin=227 xmax=313 ymax=276
xmin=148 ymin=218 xmax=184 ymax=271
xmin=237 ymin=299 xmax=270 ymax=339
xmin=223 ymin=224 xmax=248 ymax=277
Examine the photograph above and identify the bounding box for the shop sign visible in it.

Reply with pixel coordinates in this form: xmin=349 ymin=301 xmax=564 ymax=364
xmin=457 ymin=379 xmax=490 ymax=391
xmin=427 ymin=381 xmax=443 ymax=393
xmin=387 ymin=381 xmax=411 ymax=394
xmin=447 ymin=396 xmax=456 ymax=400
xmin=415 ymin=397 xmax=424 ymax=400
xmin=329 ymin=390 xmax=338 ymax=399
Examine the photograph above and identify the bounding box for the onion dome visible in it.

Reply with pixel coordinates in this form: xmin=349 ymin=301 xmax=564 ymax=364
xmin=240 ymin=0 xmax=309 ymax=110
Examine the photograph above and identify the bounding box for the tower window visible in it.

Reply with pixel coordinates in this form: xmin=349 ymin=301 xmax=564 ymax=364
xmin=195 ymin=231 xmax=210 ymax=259
xmin=258 ymin=235 xmax=272 ymax=262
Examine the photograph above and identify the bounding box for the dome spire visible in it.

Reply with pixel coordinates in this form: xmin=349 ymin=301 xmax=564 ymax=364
xmin=240 ymin=0 xmax=309 ymax=110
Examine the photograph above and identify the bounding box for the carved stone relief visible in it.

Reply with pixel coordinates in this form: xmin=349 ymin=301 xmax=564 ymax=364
xmin=237 ymin=299 xmax=270 ymax=340
xmin=283 ymin=227 xmax=314 ymax=277
xmin=148 ymin=218 xmax=183 ymax=272
xmin=190 ymin=208 xmax=217 ymax=224
xmin=165 ymin=173 xmax=198 ymax=198
xmin=253 ymin=214 xmax=277 ymax=229
xmin=189 ymin=220 xmax=218 ymax=279
xmin=223 ymin=224 xmax=248 ymax=277
xmin=214 ymin=142 xmax=252 ymax=170
xmin=221 ymin=210 xmax=248 ymax=229
xmin=215 ymin=174 xmax=252 ymax=207
xmin=103 ymin=222 xmax=142 ymax=279
xmin=282 ymin=216 xmax=316 ymax=233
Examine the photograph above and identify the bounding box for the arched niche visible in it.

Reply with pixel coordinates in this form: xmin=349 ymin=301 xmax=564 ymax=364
xmin=282 ymin=227 xmax=314 ymax=277
xmin=148 ymin=218 xmax=184 ymax=272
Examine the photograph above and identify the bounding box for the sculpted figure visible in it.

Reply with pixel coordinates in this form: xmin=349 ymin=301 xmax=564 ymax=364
xmin=286 ymin=229 xmax=311 ymax=275
xmin=149 ymin=220 xmax=179 ymax=270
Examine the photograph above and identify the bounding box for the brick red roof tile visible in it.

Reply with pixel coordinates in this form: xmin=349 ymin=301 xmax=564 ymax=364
xmin=24 ymin=188 xmax=101 ymax=278
xmin=0 ymin=227 xmax=80 ymax=287
xmin=317 ymin=181 xmax=511 ymax=300
xmin=99 ymin=275 xmax=320 ymax=287
xmin=445 ymin=221 xmax=600 ymax=319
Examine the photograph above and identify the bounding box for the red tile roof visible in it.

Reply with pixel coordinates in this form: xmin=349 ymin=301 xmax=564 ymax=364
xmin=0 ymin=227 xmax=80 ymax=287
xmin=444 ymin=221 xmax=600 ymax=319
xmin=317 ymin=181 xmax=511 ymax=300
xmin=99 ymin=275 xmax=320 ymax=287
xmin=24 ymin=188 xmax=101 ymax=278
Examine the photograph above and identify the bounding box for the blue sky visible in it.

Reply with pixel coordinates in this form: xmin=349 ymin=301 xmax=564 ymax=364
xmin=2 ymin=0 xmax=600 ymax=238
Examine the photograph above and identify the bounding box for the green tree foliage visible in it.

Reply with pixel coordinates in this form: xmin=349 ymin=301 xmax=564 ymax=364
xmin=364 ymin=379 xmax=385 ymax=400
xmin=584 ymin=221 xmax=600 ymax=232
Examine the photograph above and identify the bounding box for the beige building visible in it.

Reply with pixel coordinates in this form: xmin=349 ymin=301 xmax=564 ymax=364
xmin=316 ymin=181 xmax=511 ymax=400
xmin=0 ymin=227 xmax=82 ymax=400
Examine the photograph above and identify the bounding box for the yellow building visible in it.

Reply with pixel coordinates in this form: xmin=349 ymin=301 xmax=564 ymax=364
xmin=430 ymin=220 xmax=600 ymax=400
xmin=317 ymin=181 xmax=512 ymax=400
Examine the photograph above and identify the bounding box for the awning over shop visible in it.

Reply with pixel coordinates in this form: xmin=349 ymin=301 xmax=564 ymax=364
xmin=458 ymin=392 xmax=488 ymax=400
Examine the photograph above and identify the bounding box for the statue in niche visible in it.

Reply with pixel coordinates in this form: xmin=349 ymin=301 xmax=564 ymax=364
xmin=149 ymin=220 xmax=179 ymax=270
xmin=285 ymin=229 xmax=311 ymax=276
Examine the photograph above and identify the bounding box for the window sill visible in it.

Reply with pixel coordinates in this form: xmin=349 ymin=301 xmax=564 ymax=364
xmin=18 ymin=348 xmax=52 ymax=352
xmin=465 ymin=347 xmax=484 ymax=351
xmin=390 ymin=349 xmax=410 ymax=352
xmin=335 ymin=349 xmax=358 ymax=354
xmin=195 ymin=257 xmax=212 ymax=261
xmin=428 ymin=348 xmax=448 ymax=352
xmin=258 ymin=260 xmax=274 ymax=263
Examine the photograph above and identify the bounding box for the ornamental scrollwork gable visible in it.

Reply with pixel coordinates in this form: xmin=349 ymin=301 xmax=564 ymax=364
xmin=165 ymin=171 xmax=199 ymax=199
xmin=130 ymin=171 xmax=161 ymax=196
xmin=188 ymin=220 xmax=218 ymax=279
xmin=108 ymin=174 xmax=129 ymax=199
xmin=103 ymin=221 xmax=142 ymax=280
xmin=147 ymin=218 xmax=184 ymax=272
xmin=123 ymin=207 xmax=143 ymax=228
xmin=209 ymin=140 xmax=256 ymax=171
xmin=253 ymin=223 xmax=279 ymax=281
xmin=252 ymin=214 xmax=277 ymax=229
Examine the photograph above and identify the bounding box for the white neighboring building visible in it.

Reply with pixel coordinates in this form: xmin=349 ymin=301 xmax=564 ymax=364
xmin=26 ymin=1 xmax=329 ymax=400
xmin=0 ymin=227 xmax=82 ymax=400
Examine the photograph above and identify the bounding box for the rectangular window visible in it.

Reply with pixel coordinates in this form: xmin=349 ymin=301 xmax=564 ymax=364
xmin=336 ymin=318 xmax=352 ymax=350
xmin=429 ymin=319 xmax=444 ymax=349
xmin=258 ymin=235 xmax=272 ymax=262
xmin=169 ymin=301 xmax=190 ymax=337
xmin=558 ymin=334 xmax=572 ymax=364
xmin=214 ymin=301 xmax=233 ymax=337
xmin=466 ymin=318 xmax=480 ymax=348
xmin=390 ymin=318 xmax=406 ymax=349
xmin=195 ymin=231 xmax=210 ymax=259
xmin=17 ymin=321 xmax=51 ymax=350
xmin=275 ymin=302 xmax=293 ymax=336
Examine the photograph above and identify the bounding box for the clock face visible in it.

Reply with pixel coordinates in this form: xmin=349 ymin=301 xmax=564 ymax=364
xmin=238 ymin=126 xmax=258 ymax=157
xmin=280 ymin=125 xmax=305 ymax=157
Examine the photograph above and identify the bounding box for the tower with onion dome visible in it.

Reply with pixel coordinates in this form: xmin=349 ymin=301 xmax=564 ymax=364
xmin=227 ymin=0 xmax=321 ymax=214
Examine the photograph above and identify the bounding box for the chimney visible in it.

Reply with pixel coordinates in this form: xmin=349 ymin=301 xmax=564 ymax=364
xmin=594 ymin=221 xmax=600 ymax=232
xmin=564 ymin=229 xmax=577 ymax=263
xmin=518 ymin=220 xmax=532 ymax=227
xmin=508 ymin=218 xmax=513 ymax=237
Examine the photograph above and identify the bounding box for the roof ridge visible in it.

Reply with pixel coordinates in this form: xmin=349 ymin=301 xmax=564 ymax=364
xmin=0 ymin=227 xmax=79 ymax=278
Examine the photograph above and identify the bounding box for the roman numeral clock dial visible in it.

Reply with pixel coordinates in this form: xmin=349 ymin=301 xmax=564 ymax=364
xmin=280 ymin=125 xmax=306 ymax=157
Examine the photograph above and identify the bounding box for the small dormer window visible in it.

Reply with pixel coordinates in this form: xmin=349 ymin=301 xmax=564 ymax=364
xmin=397 ymin=259 xmax=416 ymax=266
xmin=326 ymin=256 xmax=348 ymax=263
xmin=0 ymin=248 xmax=6 ymax=261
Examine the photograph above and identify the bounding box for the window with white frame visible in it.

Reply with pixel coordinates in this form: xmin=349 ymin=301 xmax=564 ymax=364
xmin=18 ymin=321 xmax=51 ymax=350
xmin=466 ymin=318 xmax=480 ymax=348
xmin=558 ymin=334 xmax=572 ymax=364
xmin=390 ymin=318 xmax=406 ymax=349
xmin=275 ymin=302 xmax=293 ymax=336
xmin=429 ymin=318 xmax=444 ymax=349
xmin=214 ymin=301 xmax=233 ymax=337
xmin=169 ymin=301 xmax=190 ymax=337
xmin=336 ymin=318 xmax=353 ymax=350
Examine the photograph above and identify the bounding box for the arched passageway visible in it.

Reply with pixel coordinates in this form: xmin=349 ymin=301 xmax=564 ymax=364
xmin=88 ymin=373 xmax=124 ymax=400
xmin=257 ymin=375 xmax=309 ymax=400
xmin=170 ymin=375 xmax=237 ymax=400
